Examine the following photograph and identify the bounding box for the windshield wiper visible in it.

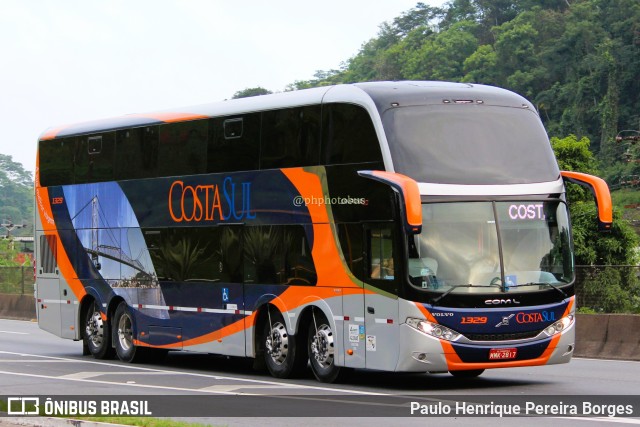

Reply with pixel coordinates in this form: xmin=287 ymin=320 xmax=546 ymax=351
xmin=519 ymin=282 xmax=568 ymax=299
xmin=431 ymin=284 xmax=501 ymax=305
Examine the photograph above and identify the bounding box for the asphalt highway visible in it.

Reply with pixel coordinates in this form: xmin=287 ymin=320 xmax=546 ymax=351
xmin=1 ymin=318 xmax=639 ymax=426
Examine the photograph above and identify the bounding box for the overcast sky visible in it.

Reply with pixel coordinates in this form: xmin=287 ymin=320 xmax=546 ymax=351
xmin=0 ymin=0 xmax=447 ymax=175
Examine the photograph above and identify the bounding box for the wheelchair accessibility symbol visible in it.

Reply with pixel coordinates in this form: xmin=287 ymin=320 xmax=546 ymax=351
xmin=222 ymin=288 xmax=229 ymax=302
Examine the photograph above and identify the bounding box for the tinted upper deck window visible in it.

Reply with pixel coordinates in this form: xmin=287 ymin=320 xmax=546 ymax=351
xmin=321 ymin=103 xmax=382 ymax=165
xmin=39 ymin=137 xmax=74 ymax=186
xmin=208 ymin=113 xmax=260 ymax=173
xmin=261 ymin=106 xmax=320 ymax=169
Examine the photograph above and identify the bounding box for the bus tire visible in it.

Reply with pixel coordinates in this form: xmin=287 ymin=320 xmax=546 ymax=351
xmin=113 ymin=302 xmax=146 ymax=363
xmin=263 ymin=309 xmax=307 ymax=378
xmin=449 ymin=369 xmax=484 ymax=378
xmin=83 ymin=300 xmax=114 ymax=359
xmin=308 ymin=311 xmax=347 ymax=383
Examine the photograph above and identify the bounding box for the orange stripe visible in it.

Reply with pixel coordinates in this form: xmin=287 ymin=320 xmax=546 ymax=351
xmin=442 ymin=334 xmax=562 ymax=370
xmin=281 ymin=168 xmax=361 ymax=288
xmin=39 ymin=112 xmax=209 ymax=143
xmin=36 ymin=186 xmax=86 ymax=301
xmin=414 ymin=302 xmax=437 ymax=323
xmin=39 ymin=126 xmax=66 ymax=141
xmin=130 ymin=112 xmax=209 ymax=124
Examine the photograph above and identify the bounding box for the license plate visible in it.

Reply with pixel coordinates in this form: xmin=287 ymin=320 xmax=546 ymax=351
xmin=489 ymin=348 xmax=517 ymax=360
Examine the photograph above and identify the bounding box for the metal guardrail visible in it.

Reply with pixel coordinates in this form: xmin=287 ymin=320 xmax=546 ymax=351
xmin=1 ymin=265 xmax=638 ymax=314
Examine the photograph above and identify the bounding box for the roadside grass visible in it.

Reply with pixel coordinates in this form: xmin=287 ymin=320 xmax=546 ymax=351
xmin=72 ymin=416 xmax=221 ymax=427
xmin=1 ymin=401 xmax=222 ymax=427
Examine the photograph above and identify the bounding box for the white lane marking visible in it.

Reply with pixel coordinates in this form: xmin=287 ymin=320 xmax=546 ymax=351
xmin=199 ymin=384 xmax=299 ymax=393
xmin=0 ymin=369 xmax=242 ymax=395
xmin=58 ymin=372 xmax=105 ymax=380
xmin=0 ymin=330 xmax=28 ymax=335
xmin=0 ymin=350 xmax=388 ymax=396
xmin=59 ymin=371 xmax=187 ymax=379
xmin=0 ymin=359 xmax=79 ymax=362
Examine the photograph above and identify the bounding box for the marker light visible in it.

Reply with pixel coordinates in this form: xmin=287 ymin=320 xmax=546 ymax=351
xmin=543 ymin=314 xmax=574 ymax=337
xmin=406 ymin=317 xmax=461 ymax=342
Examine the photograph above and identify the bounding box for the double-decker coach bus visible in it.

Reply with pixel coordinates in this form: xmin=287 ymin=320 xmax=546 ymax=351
xmin=35 ymin=81 xmax=612 ymax=382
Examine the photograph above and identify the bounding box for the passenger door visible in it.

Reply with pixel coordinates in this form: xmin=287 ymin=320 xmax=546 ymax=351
xmin=363 ymin=223 xmax=400 ymax=370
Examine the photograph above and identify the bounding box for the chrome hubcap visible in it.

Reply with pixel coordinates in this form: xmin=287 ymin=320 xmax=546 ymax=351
xmin=265 ymin=321 xmax=288 ymax=365
xmin=311 ymin=324 xmax=334 ymax=368
xmin=86 ymin=310 xmax=104 ymax=347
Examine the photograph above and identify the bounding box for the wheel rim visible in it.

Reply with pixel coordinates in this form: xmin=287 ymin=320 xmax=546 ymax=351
xmin=117 ymin=312 xmax=133 ymax=352
xmin=265 ymin=321 xmax=288 ymax=365
xmin=311 ymin=324 xmax=334 ymax=368
xmin=86 ymin=309 xmax=104 ymax=348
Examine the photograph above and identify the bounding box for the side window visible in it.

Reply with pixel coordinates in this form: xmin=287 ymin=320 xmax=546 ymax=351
xmin=115 ymin=126 xmax=159 ymax=180
xmin=322 ymin=103 xmax=382 ymax=165
xmin=143 ymin=227 xmax=242 ymax=283
xmin=208 ymin=114 xmax=260 ymax=173
xmin=74 ymin=133 xmax=115 ymax=184
xmin=39 ymin=235 xmax=57 ymax=274
xmin=337 ymin=223 xmax=365 ymax=281
xmin=244 ymin=225 xmax=316 ymax=285
xmin=157 ymin=120 xmax=208 ymax=177
xmin=261 ymin=106 xmax=320 ymax=169
xmin=367 ymin=225 xmax=395 ymax=282
xmin=39 ymin=137 xmax=74 ymax=186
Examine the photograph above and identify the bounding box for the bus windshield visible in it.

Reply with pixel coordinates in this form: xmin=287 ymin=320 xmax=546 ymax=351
xmin=383 ymin=105 xmax=560 ymax=185
xmin=408 ymin=201 xmax=573 ymax=294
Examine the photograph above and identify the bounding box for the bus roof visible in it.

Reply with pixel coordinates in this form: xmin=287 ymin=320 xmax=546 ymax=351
xmin=39 ymin=81 xmax=535 ymax=141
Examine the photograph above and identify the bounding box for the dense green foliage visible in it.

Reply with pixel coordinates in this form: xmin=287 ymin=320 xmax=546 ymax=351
xmin=232 ymin=87 xmax=273 ymax=99
xmin=290 ymin=0 xmax=640 ymax=156
xmin=0 ymin=154 xmax=33 ymax=238
xmin=552 ymin=136 xmax=640 ymax=313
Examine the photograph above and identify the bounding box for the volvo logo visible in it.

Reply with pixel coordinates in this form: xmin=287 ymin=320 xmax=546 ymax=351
xmin=495 ymin=314 xmax=515 ymax=328
xmin=484 ymin=298 xmax=521 ymax=305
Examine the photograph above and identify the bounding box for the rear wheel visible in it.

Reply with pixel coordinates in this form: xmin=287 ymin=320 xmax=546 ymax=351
xmin=113 ymin=302 xmax=147 ymax=363
xmin=308 ymin=310 xmax=347 ymax=383
xmin=449 ymin=369 xmax=485 ymax=378
xmin=84 ymin=301 xmax=114 ymax=359
xmin=263 ymin=309 xmax=307 ymax=378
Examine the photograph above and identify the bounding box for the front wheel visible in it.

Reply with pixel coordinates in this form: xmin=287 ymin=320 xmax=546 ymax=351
xmin=113 ymin=302 xmax=147 ymax=363
xmin=308 ymin=311 xmax=347 ymax=383
xmin=84 ymin=301 xmax=114 ymax=359
xmin=263 ymin=309 xmax=307 ymax=378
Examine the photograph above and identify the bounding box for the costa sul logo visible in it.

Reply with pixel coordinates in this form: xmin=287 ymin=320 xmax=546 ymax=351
xmin=515 ymin=311 xmax=556 ymax=324
xmin=168 ymin=178 xmax=256 ymax=223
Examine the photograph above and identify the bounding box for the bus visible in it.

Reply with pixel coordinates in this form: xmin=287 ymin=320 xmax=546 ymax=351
xmin=35 ymin=81 xmax=612 ymax=383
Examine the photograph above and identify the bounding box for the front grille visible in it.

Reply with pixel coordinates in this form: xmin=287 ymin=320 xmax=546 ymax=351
xmin=464 ymin=330 xmax=540 ymax=342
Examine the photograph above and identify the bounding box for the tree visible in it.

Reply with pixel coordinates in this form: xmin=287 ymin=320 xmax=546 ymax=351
xmin=0 ymin=154 xmax=33 ymax=237
xmin=552 ymin=135 xmax=640 ymax=313
xmin=232 ymin=87 xmax=272 ymax=99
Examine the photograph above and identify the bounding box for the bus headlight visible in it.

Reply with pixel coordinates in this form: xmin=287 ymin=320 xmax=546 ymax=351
xmin=543 ymin=314 xmax=574 ymax=337
xmin=406 ymin=317 xmax=461 ymax=342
